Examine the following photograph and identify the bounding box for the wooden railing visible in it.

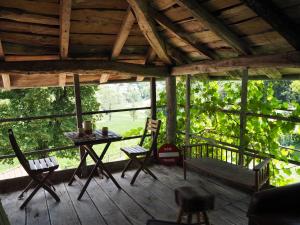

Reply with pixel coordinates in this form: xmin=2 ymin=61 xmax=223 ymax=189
xmin=183 ymin=143 xmax=270 ymax=191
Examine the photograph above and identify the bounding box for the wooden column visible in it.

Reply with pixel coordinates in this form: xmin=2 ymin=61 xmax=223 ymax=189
xmin=185 ymin=75 xmax=191 ymax=146
xmin=166 ymin=76 xmax=177 ymax=144
xmin=73 ymin=74 xmax=87 ymax=176
xmin=150 ymin=77 xmax=158 ymax=158
xmin=239 ymin=69 xmax=248 ymax=165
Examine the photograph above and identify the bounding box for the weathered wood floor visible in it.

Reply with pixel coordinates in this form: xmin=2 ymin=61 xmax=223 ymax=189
xmin=1 ymin=165 xmax=251 ymax=225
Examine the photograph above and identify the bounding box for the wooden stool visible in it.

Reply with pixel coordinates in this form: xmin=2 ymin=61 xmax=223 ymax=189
xmin=175 ymin=186 xmax=214 ymax=225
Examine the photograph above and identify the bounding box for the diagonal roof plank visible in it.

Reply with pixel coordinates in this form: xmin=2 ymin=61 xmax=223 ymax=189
xmin=59 ymin=0 xmax=72 ymax=59
xmin=176 ymin=0 xmax=282 ymax=79
xmin=241 ymin=0 xmax=300 ymax=51
xmin=111 ymin=7 xmax=136 ymax=60
xmin=127 ymin=0 xmax=172 ymax=65
xmin=149 ymin=7 xmax=219 ymax=60
xmin=175 ymin=0 xmax=251 ymax=56
xmin=145 ymin=47 xmax=156 ymax=65
xmin=149 ymin=6 xmax=241 ymax=79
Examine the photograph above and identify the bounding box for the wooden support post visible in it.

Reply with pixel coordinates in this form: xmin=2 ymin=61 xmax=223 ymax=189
xmin=166 ymin=76 xmax=177 ymax=144
xmin=185 ymin=75 xmax=191 ymax=146
xmin=73 ymin=74 xmax=87 ymax=176
xmin=150 ymin=77 xmax=158 ymax=158
xmin=239 ymin=69 xmax=248 ymax=166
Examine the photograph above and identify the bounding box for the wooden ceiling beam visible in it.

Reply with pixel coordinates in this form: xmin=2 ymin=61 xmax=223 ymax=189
xmin=1 ymin=74 xmax=11 ymax=90
xmin=111 ymin=7 xmax=136 ymax=60
xmin=5 ymin=55 xmax=60 ymax=62
xmin=0 ymin=60 xmax=170 ymax=78
xmin=176 ymin=0 xmax=251 ymax=56
xmin=150 ymin=7 xmax=219 ymax=60
xmin=59 ymin=0 xmax=72 ymax=59
xmin=242 ymin=0 xmax=300 ymax=51
xmin=171 ymin=51 xmax=300 ymax=76
xmin=127 ymin=0 xmax=172 ymax=64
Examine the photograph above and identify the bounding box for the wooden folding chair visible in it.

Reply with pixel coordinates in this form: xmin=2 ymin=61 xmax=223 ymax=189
xmin=8 ymin=129 xmax=60 ymax=209
xmin=120 ymin=118 xmax=161 ymax=185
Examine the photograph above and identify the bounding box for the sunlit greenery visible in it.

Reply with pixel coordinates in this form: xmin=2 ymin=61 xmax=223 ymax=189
xmin=0 ymin=80 xmax=299 ymax=186
xmin=157 ymin=78 xmax=300 ymax=186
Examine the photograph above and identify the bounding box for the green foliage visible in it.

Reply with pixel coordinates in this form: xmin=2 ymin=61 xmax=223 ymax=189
xmin=157 ymin=78 xmax=300 ymax=186
xmin=0 ymin=86 xmax=100 ymax=163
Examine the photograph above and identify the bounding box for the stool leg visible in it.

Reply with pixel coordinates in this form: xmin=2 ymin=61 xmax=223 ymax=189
xmin=197 ymin=212 xmax=201 ymax=224
xmin=177 ymin=208 xmax=183 ymax=223
xmin=203 ymin=212 xmax=210 ymax=225
xmin=187 ymin=214 xmax=192 ymax=224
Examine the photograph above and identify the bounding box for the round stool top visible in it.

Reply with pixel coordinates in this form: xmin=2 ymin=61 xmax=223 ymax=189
xmin=175 ymin=186 xmax=215 ymax=213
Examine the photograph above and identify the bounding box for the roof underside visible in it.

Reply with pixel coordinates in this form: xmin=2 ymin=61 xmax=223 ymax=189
xmin=0 ymin=0 xmax=300 ymax=89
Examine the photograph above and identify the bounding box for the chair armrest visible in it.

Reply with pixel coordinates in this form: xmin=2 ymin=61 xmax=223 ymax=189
xmin=248 ymin=182 xmax=300 ymax=215
xmin=253 ymin=158 xmax=270 ymax=171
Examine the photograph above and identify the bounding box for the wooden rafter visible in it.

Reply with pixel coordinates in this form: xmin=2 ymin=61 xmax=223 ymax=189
xmin=242 ymin=0 xmax=300 ymax=51
xmin=127 ymin=0 xmax=172 ymax=64
xmin=176 ymin=0 xmax=281 ymax=79
xmin=150 ymin=7 xmax=218 ymax=59
xmin=59 ymin=0 xmax=72 ymax=59
xmin=171 ymin=51 xmax=300 ymax=76
xmin=0 ymin=60 xmax=169 ymax=78
xmin=0 ymin=40 xmax=4 ymax=60
xmin=1 ymin=74 xmax=11 ymax=90
xmin=99 ymin=73 xmax=110 ymax=83
xmin=137 ymin=48 xmax=157 ymax=81
xmin=111 ymin=7 xmax=136 ymax=60
xmin=145 ymin=48 xmax=156 ymax=65
xmin=176 ymin=0 xmax=251 ymax=56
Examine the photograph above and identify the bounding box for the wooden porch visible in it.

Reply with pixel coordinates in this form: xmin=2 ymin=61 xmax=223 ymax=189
xmin=1 ymin=165 xmax=250 ymax=225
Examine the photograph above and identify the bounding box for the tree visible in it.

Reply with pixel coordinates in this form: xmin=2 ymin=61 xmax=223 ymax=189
xmin=156 ymin=78 xmax=300 ymax=186
xmin=0 ymin=85 xmax=100 ymax=163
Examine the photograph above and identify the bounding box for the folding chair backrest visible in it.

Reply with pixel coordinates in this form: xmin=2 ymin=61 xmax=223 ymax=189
xmin=139 ymin=118 xmax=161 ymax=151
xmin=8 ymin=129 xmax=31 ymax=174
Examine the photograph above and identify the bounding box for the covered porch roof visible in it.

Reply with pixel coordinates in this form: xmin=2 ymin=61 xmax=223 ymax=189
xmin=0 ymin=0 xmax=300 ymax=89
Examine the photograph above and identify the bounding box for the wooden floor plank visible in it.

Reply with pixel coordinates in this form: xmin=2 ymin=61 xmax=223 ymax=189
xmin=0 ymin=165 xmax=251 ymax=225
xmin=95 ymin=176 xmax=152 ymax=225
xmin=1 ymin=191 xmax=26 ymax=225
xmin=127 ymin=171 xmax=178 ymax=211
xmin=116 ymin=170 xmax=178 ymax=221
xmin=26 ymin=190 xmax=51 ymax=225
xmin=46 ymin=183 xmax=81 ymax=225
xmin=86 ymin=178 xmax=132 ymax=225
xmin=165 ymin=165 xmax=249 ymax=204
xmin=65 ymin=183 xmax=107 ymax=225
xmin=152 ymin=165 xmax=230 ymax=209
